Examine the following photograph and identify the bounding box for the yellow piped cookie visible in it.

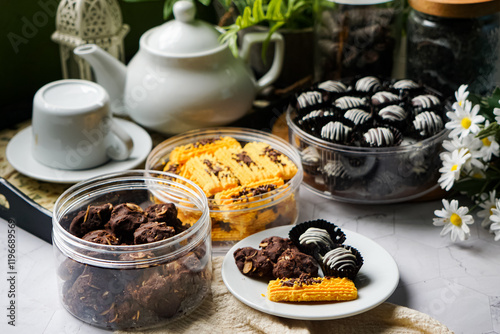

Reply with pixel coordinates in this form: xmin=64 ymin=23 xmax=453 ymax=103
xmin=267 ymin=276 xmax=357 ymax=302
xmin=244 ymin=142 xmax=298 ymax=181
xmin=214 ymin=177 xmax=284 ymax=205
xmin=181 ymin=154 xmax=239 ymax=197
xmin=213 ymin=147 xmax=270 ymax=185
xmin=169 ymin=136 xmax=240 ymax=165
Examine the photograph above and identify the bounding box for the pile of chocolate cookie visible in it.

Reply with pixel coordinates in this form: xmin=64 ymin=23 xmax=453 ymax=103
xmin=68 ymin=202 xmax=187 ymax=245
xmin=234 ymin=236 xmax=318 ymax=280
xmin=58 ymin=201 xmax=211 ymax=330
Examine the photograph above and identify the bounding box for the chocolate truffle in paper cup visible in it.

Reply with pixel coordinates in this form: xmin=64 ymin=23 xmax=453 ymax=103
xmin=321 ymin=245 xmax=364 ymax=281
xmin=289 ymin=219 xmax=346 ymax=257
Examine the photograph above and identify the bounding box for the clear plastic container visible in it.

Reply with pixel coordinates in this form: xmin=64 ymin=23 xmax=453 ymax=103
xmin=314 ymin=0 xmax=404 ymax=82
xmin=146 ymin=128 xmax=303 ymax=254
xmin=287 ymin=107 xmax=447 ymax=204
xmin=52 ymin=170 xmax=211 ymax=330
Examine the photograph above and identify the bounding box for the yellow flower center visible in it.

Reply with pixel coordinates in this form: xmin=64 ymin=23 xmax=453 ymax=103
xmin=451 ymin=164 xmax=458 ymax=171
xmin=461 ymin=117 xmax=472 ymax=129
xmin=482 ymin=137 xmax=492 ymax=147
xmin=472 ymin=172 xmax=484 ymax=179
xmin=450 ymin=213 xmax=462 ymax=227
xmin=490 ymin=206 xmax=495 ymax=216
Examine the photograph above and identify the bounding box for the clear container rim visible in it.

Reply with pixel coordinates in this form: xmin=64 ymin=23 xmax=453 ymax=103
xmin=52 ymin=170 xmax=211 ymax=266
xmin=145 ymin=127 xmax=304 ymax=213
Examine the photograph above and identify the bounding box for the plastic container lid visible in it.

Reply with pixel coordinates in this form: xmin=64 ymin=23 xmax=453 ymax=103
xmin=409 ymin=0 xmax=500 ymax=18
xmin=144 ymin=0 xmax=221 ymax=54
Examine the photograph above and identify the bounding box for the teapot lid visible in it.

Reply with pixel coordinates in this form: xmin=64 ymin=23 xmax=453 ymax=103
xmin=144 ymin=0 xmax=222 ymax=54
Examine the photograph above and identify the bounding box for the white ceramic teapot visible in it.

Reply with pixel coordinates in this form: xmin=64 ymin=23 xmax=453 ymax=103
xmin=74 ymin=0 xmax=284 ymax=134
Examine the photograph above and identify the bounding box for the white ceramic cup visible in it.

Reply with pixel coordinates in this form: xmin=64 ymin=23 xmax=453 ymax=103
xmin=31 ymin=80 xmax=133 ymax=170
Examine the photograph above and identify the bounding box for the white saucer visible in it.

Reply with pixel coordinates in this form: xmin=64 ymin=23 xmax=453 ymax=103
xmin=6 ymin=119 xmax=153 ymax=184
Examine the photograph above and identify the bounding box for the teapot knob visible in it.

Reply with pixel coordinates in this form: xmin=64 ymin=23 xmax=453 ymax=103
xmin=173 ymin=0 xmax=196 ymax=23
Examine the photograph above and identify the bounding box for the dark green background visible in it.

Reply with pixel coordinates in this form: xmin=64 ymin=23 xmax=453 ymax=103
xmin=0 ymin=0 xmax=217 ymax=129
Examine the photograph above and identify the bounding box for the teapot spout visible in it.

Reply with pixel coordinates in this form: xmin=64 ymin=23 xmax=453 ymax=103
xmin=74 ymin=44 xmax=127 ymax=115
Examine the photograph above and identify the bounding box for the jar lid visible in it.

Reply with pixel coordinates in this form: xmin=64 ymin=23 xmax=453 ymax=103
xmin=409 ymin=0 xmax=500 ymax=18
xmin=144 ymin=0 xmax=222 ymax=54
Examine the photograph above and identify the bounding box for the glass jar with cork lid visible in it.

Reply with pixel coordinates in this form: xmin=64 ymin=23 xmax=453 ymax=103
xmin=406 ymin=0 xmax=500 ymax=97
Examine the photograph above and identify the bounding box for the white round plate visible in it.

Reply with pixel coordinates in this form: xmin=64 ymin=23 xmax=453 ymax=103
xmin=221 ymin=225 xmax=399 ymax=320
xmin=6 ymin=119 xmax=153 ymax=184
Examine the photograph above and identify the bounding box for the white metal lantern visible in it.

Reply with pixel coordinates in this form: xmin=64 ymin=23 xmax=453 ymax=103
xmin=51 ymin=0 xmax=129 ymax=80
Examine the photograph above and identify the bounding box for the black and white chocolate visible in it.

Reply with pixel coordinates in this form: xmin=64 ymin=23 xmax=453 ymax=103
xmin=413 ymin=111 xmax=444 ymax=137
xmin=321 ymin=121 xmax=352 ymax=143
xmin=393 ymin=79 xmax=419 ymax=90
xmin=298 ymin=227 xmax=334 ymax=249
xmin=344 ymin=108 xmax=372 ymax=125
xmin=335 ymin=96 xmax=367 ymax=110
xmin=323 ymin=161 xmax=350 ymax=179
xmin=297 ymin=91 xmax=323 ymax=109
xmin=301 ymin=109 xmax=329 ymax=122
xmin=379 ymin=105 xmax=407 ymax=122
xmin=301 ymin=146 xmax=320 ymax=166
xmin=412 ymin=94 xmax=440 ymax=109
xmin=355 ymin=76 xmax=381 ymax=93
xmin=363 ymin=127 xmax=395 ymax=147
xmin=322 ymin=247 xmax=357 ymax=271
xmin=371 ymin=91 xmax=399 ymax=105
xmin=318 ymin=80 xmax=347 ymax=93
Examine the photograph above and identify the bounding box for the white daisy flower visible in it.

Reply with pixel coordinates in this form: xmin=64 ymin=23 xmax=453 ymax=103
xmin=446 ymin=100 xmax=485 ymax=139
xmin=438 ymin=148 xmax=471 ymax=191
xmin=477 ymin=190 xmax=497 ymax=227
xmin=453 ymin=84 xmax=469 ymax=108
xmin=467 ymin=167 xmax=486 ymax=180
xmin=479 ymin=128 xmax=500 ymax=162
xmin=490 ymin=222 xmax=500 ymax=241
xmin=493 ymin=107 xmax=500 ymax=124
xmin=488 ymin=200 xmax=500 ymax=241
xmin=433 ymin=199 xmax=474 ymax=242
xmin=441 ymin=135 xmax=484 ymax=173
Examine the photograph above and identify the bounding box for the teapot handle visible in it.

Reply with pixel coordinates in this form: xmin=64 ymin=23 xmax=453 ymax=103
xmin=239 ymin=32 xmax=284 ymax=92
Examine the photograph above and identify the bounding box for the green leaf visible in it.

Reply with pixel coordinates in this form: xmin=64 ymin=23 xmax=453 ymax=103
xmin=477 ymin=122 xmax=500 ymax=139
xmin=252 ymin=0 xmax=265 ymax=22
xmin=261 ymin=21 xmax=285 ymax=62
xmin=163 ymin=0 xmax=177 ymax=20
xmin=198 ymin=0 xmax=212 ymax=6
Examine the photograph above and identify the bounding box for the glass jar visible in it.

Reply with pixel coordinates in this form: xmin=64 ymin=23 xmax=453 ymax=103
xmin=314 ymin=0 xmax=404 ymax=81
xmin=406 ymin=0 xmax=500 ymax=97
xmin=52 ymin=170 xmax=211 ymax=330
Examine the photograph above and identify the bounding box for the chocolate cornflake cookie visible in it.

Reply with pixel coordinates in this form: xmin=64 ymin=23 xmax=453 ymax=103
xmin=272 ymin=249 xmax=319 ymax=279
xmin=69 ymin=203 xmax=113 ymax=237
xmin=145 ymin=203 xmax=177 ymax=224
xmin=82 ymin=229 xmax=120 ymax=245
xmin=58 ymin=200 xmax=213 ymax=330
xmin=108 ymin=203 xmax=147 ymax=242
xmin=234 ymin=247 xmax=274 ymax=278
xmin=133 ymin=222 xmax=176 ymax=245
xmin=259 ymin=236 xmax=299 ymax=263
xmin=63 ymin=266 xmax=120 ymax=323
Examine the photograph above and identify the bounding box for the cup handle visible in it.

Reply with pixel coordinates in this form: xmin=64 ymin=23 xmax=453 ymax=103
xmin=239 ymin=31 xmax=285 ymax=92
xmin=106 ymin=119 xmax=134 ymax=161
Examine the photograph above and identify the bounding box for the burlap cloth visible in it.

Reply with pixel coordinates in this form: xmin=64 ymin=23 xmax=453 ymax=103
xmin=116 ymin=257 xmax=453 ymax=334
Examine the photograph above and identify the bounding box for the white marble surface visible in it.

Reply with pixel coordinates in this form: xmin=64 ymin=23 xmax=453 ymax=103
xmin=1 ymin=186 xmax=499 ymax=333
